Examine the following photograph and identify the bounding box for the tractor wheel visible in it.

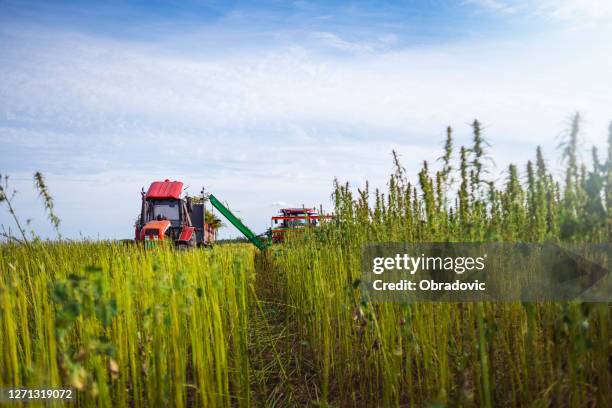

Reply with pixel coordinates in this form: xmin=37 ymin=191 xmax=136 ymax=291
xmin=176 ymin=235 xmax=197 ymax=250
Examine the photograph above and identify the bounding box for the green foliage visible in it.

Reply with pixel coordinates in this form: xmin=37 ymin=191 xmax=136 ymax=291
xmin=268 ymin=118 xmax=612 ymax=407
xmin=0 ymin=243 xmax=255 ymax=407
xmin=52 ymin=267 xmax=117 ymax=393
xmin=205 ymin=210 xmax=225 ymax=230
xmin=34 ymin=171 xmax=62 ymax=237
xmin=52 ymin=267 xmax=117 ymax=333
xmin=0 ymin=174 xmax=30 ymax=244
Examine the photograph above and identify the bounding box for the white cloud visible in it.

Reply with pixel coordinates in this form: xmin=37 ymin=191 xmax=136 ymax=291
xmin=466 ymin=0 xmax=612 ymax=26
xmin=537 ymin=0 xmax=612 ymax=25
xmin=312 ymin=31 xmax=374 ymax=52
xmin=271 ymin=201 xmax=295 ymax=207
xmin=464 ymin=0 xmax=522 ymax=14
xmin=310 ymin=31 xmax=398 ymax=53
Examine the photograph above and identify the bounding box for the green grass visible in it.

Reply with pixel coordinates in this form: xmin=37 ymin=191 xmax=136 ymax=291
xmin=263 ymin=117 xmax=612 ymax=407
xmin=1 ymin=242 xmax=255 ymax=407
xmin=271 ymin=238 xmax=610 ymax=406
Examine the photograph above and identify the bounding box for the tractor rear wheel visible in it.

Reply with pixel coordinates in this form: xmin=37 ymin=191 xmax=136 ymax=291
xmin=176 ymin=234 xmax=197 ymax=250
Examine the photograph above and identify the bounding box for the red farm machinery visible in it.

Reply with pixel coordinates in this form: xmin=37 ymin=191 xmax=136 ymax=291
xmin=135 ymin=180 xmax=216 ymax=248
xmin=135 ymin=179 xmax=269 ymax=250
xmin=135 ymin=179 xmax=331 ymax=249
xmin=271 ymin=207 xmax=333 ymax=243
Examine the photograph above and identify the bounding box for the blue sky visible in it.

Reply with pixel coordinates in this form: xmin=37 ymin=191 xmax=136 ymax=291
xmin=1 ymin=0 xmax=611 ymax=239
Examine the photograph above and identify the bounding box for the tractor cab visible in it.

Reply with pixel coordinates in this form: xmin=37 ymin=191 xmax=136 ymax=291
xmin=270 ymin=207 xmax=332 ymax=243
xmin=135 ymin=180 xmax=215 ymax=247
xmin=150 ymin=199 xmax=180 ymax=226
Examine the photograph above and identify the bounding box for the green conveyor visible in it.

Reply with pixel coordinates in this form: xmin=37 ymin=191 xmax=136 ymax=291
xmin=208 ymin=194 xmax=268 ymax=251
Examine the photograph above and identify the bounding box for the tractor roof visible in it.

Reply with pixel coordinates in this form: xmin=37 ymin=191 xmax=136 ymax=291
xmin=146 ymin=180 xmax=183 ymax=199
xmin=280 ymin=208 xmax=317 ymax=215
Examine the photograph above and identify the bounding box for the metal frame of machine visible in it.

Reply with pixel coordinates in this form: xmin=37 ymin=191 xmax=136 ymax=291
xmin=271 ymin=208 xmax=333 ymax=243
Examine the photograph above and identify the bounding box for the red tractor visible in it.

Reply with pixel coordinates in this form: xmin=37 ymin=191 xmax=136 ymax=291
xmin=135 ymin=180 xmax=216 ymax=248
xmin=270 ymin=207 xmax=332 ymax=243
